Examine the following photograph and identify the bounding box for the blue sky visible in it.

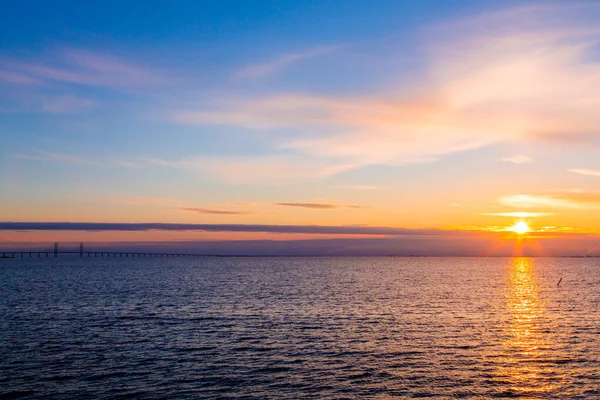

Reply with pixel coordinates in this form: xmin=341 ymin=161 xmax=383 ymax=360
xmin=2 ymin=1 xmax=600 ymax=253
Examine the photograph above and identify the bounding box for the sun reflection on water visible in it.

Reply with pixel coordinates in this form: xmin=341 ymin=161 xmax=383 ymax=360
xmin=496 ymin=257 xmax=565 ymax=396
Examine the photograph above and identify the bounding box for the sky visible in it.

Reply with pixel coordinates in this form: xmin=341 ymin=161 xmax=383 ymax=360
xmin=1 ymin=1 xmax=600 ymax=255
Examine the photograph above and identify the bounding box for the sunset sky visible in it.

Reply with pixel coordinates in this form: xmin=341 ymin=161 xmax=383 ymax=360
xmin=1 ymin=1 xmax=600 ymax=255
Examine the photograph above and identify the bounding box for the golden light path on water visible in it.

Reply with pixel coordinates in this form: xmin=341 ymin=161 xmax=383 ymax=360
xmin=495 ymin=257 xmax=567 ymax=396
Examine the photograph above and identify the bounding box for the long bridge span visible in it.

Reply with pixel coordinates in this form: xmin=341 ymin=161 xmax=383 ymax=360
xmin=1 ymin=243 xmax=204 ymax=259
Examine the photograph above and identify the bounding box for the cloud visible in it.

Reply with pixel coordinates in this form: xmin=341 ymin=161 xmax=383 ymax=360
xmin=483 ymin=212 xmax=555 ymax=217
xmin=13 ymin=151 xmax=96 ymax=165
xmin=139 ymin=155 xmax=360 ymax=183
xmin=500 ymin=192 xmax=600 ymax=209
xmin=0 ymin=70 xmax=40 ymax=84
xmin=115 ymin=197 xmax=178 ymax=206
xmin=180 ymin=207 xmax=255 ymax=215
xmin=1 ymin=48 xmax=167 ymax=89
xmin=12 ymin=152 xmax=141 ymax=168
xmin=568 ymin=168 xmax=600 ymax=177
xmin=272 ymin=202 xmax=362 ymax=209
xmin=42 ymin=96 xmax=95 ymax=114
xmin=234 ymin=46 xmax=338 ymax=79
xmin=0 ymin=222 xmax=446 ymax=236
xmin=501 ymin=155 xmax=533 ymax=164
xmin=17 ymin=151 xmax=343 ymax=185
xmin=171 ymin=3 xmax=600 ymax=175
xmin=178 ymin=201 xmax=362 ymax=211
xmin=109 ymin=160 xmax=142 ymax=168
xmin=338 ymin=185 xmax=382 ymax=190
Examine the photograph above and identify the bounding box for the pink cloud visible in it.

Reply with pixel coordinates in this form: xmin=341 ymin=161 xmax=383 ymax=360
xmin=1 ymin=49 xmax=168 ymax=89
xmin=171 ymin=3 xmax=600 ymax=174
xmin=501 ymin=155 xmax=533 ymax=164
xmin=499 ymin=192 xmax=600 ymax=210
xmin=234 ymin=45 xmax=339 ymax=79
xmin=0 ymin=70 xmax=40 ymax=84
xmin=568 ymin=168 xmax=600 ymax=177
xmin=180 ymin=207 xmax=257 ymax=215
xmin=272 ymin=202 xmax=362 ymax=209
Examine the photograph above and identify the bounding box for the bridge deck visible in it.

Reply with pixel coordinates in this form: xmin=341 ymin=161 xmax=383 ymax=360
xmin=1 ymin=251 xmax=204 ymax=258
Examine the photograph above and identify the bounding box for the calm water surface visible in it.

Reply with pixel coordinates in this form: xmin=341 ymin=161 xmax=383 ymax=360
xmin=1 ymin=257 xmax=599 ymax=398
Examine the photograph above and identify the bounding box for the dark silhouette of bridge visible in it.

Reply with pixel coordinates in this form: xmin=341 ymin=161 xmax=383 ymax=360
xmin=1 ymin=242 xmax=204 ymax=259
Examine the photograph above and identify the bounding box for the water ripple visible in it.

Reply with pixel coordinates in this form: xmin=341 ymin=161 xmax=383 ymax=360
xmin=1 ymin=256 xmax=599 ymax=398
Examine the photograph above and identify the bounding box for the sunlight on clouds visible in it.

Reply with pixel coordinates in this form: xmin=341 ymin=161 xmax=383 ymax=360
xmin=338 ymin=185 xmax=382 ymax=190
xmin=568 ymin=169 xmax=600 ymax=177
xmin=500 ymin=194 xmax=578 ymax=209
xmin=502 ymin=155 xmax=532 ymax=164
xmin=171 ymin=3 xmax=600 ymax=175
xmin=484 ymin=212 xmax=554 ymax=218
xmin=500 ymin=193 xmax=600 ymax=210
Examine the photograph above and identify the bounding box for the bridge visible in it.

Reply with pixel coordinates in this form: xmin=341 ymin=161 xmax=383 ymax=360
xmin=1 ymin=243 xmax=205 ymax=259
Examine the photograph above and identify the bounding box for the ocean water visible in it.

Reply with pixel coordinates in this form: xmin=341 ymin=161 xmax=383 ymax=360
xmin=1 ymin=256 xmax=599 ymax=399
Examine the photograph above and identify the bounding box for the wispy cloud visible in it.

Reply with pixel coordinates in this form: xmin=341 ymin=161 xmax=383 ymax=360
xmin=501 ymin=155 xmax=533 ymax=164
xmin=139 ymin=155 xmax=359 ymax=183
xmin=13 ymin=151 xmax=354 ymax=183
xmin=234 ymin=46 xmax=338 ymax=79
xmin=0 ymin=70 xmax=40 ymax=85
xmin=483 ymin=211 xmax=555 ymax=217
xmin=338 ymin=185 xmax=382 ymax=190
xmin=13 ymin=151 xmax=96 ymax=165
xmin=12 ymin=152 xmax=140 ymax=168
xmin=568 ymin=168 xmax=600 ymax=177
xmin=500 ymin=192 xmax=600 ymax=209
xmin=1 ymin=48 xmax=168 ymax=89
xmin=272 ymin=202 xmax=362 ymax=209
xmin=171 ymin=3 xmax=600 ymax=175
xmin=115 ymin=197 xmax=178 ymax=206
xmin=180 ymin=207 xmax=256 ymax=215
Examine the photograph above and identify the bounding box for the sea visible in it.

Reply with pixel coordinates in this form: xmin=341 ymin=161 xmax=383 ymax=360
xmin=1 ymin=256 xmax=599 ymax=399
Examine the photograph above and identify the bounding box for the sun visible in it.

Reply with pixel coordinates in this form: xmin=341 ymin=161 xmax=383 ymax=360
xmin=508 ymin=221 xmax=530 ymax=235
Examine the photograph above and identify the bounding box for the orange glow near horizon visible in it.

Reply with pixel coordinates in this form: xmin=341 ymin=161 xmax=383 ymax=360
xmin=508 ymin=221 xmax=531 ymax=235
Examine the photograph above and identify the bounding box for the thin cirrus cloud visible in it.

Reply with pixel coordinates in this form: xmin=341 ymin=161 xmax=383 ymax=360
xmin=338 ymin=185 xmax=382 ymax=190
xmin=501 ymin=155 xmax=532 ymax=164
xmin=139 ymin=155 xmax=359 ymax=183
xmin=171 ymin=3 xmax=600 ymax=176
xmin=1 ymin=48 xmax=168 ymax=89
xmin=272 ymin=202 xmax=362 ymax=209
xmin=12 ymin=152 xmax=141 ymax=168
xmin=13 ymin=151 xmax=96 ymax=165
xmin=0 ymin=70 xmax=40 ymax=84
xmin=568 ymin=168 xmax=600 ymax=177
xmin=180 ymin=207 xmax=257 ymax=216
xmin=483 ymin=212 xmax=555 ymax=218
xmin=500 ymin=192 xmax=600 ymax=209
xmin=13 ymin=151 xmax=351 ymax=183
xmin=233 ymin=45 xmax=339 ymax=79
